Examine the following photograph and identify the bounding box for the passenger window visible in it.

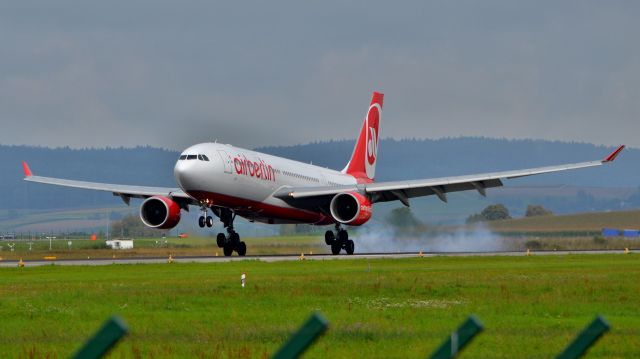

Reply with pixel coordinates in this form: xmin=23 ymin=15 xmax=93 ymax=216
xmin=187 ymin=155 xmax=197 ymax=160
xmin=198 ymin=155 xmax=204 ymax=161
xmin=179 ymin=155 xmax=187 ymax=160
xmin=202 ymin=155 xmax=210 ymax=161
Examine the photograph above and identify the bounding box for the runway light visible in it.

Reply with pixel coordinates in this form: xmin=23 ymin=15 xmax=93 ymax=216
xmin=168 ymin=254 xmax=174 ymax=264
xmin=215 ymin=252 xmax=218 ymax=257
xmin=241 ymin=273 xmax=246 ymax=288
xmin=526 ymin=249 xmax=531 ymax=256
xmin=18 ymin=258 xmax=24 ymax=267
xmin=624 ymin=248 xmax=630 ymax=254
xmin=299 ymin=253 xmax=306 ymax=260
xmin=419 ymin=251 xmax=424 ymax=257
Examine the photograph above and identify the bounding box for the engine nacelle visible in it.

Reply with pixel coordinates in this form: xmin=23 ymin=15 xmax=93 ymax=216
xmin=139 ymin=196 xmax=182 ymax=229
xmin=329 ymin=192 xmax=372 ymax=226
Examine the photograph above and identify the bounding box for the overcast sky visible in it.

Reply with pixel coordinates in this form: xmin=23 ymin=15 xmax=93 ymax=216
xmin=0 ymin=1 xmax=638 ymax=150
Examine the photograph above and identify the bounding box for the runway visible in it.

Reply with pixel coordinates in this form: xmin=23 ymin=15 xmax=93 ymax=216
xmin=0 ymin=249 xmax=634 ymax=267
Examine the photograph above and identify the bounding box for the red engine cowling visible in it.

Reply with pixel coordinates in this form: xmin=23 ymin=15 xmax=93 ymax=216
xmin=139 ymin=196 xmax=182 ymax=229
xmin=329 ymin=192 xmax=372 ymax=226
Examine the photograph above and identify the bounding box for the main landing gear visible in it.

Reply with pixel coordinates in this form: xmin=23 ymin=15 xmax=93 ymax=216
xmin=197 ymin=207 xmax=246 ymax=256
xmin=214 ymin=208 xmax=246 ymax=257
xmin=325 ymin=224 xmax=354 ymax=255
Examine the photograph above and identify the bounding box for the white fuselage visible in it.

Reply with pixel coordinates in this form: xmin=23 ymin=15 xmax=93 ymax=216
xmin=173 ymin=143 xmax=357 ymax=224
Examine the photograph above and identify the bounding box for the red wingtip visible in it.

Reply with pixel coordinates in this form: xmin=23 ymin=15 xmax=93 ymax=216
xmin=22 ymin=161 xmax=33 ymax=177
xmin=604 ymin=145 xmax=625 ymax=162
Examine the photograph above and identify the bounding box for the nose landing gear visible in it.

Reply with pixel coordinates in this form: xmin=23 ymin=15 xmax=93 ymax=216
xmin=325 ymin=224 xmax=354 ymax=255
xmin=198 ymin=215 xmax=214 ymax=228
xmin=198 ymin=207 xmax=214 ymax=228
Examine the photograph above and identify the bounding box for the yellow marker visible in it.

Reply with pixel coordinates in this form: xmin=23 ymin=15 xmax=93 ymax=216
xmin=310 ymin=251 xmax=313 ymax=255
xmin=299 ymin=253 xmax=305 ymax=260
xmin=418 ymin=251 xmax=424 ymax=258
xmin=112 ymin=254 xmax=116 ymax=259
xmin=215 ymin=252 xmax=219 ymax=257
xmin=43 ymin=256 xmax=56 ymax=260
xmin=624 ymin=248 xmax=630 ymax=254
xmin=18 ymin=258 xmax=25 ymax=267
xmin=168 ymin=254 xmax=174 ymax=263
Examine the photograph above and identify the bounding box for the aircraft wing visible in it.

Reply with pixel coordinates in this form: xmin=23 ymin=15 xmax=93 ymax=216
xmin=275 ymin=145 xmax=625 ymax=207
xmin=22 ymin=161 xmax=197 ymax=208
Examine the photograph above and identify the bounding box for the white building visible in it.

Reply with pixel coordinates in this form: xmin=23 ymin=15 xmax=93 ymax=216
xmin=106 ymin=239 xmax=134 ymax=249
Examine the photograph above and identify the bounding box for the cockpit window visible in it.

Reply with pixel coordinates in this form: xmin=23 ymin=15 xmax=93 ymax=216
xmin=182 ymin=154 xmax=209 ymax=161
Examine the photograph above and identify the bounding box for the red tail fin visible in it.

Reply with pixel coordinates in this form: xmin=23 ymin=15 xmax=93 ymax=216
xmin=344 ymin=92 xmax=383 ymax=182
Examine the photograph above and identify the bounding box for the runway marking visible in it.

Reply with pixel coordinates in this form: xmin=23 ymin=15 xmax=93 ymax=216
xmin=0 ymin=249 xmax=634 ymax=267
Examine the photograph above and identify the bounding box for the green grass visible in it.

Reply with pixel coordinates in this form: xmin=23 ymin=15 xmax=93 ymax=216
xmin=1 ymin=255 xmax=639 ymax=358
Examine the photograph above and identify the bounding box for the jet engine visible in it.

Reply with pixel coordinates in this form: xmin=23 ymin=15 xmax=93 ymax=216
xmin=139 ymin=196 xmax=182 ymax=229
xmin=329 ymin=192 xmax=372 ymax=226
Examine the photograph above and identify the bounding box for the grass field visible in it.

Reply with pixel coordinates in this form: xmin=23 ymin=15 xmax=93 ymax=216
xmin=1 ymin=255 xmax=639 ymax=358
xmin=485 ymin=210 xmax=640 ymax=233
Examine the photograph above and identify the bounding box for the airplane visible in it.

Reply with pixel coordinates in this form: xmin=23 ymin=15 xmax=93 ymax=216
xmin=22 ymin=92 xmax=625 ymax=256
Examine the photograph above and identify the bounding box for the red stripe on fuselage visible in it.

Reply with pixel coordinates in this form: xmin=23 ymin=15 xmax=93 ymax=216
xmin=186 ymin=190 xmax=334 ymax=225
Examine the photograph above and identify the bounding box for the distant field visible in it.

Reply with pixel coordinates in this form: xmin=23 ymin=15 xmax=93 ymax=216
xmin=0 ymin=255 xmax=638 ymax=358
xmin=1 ymin=209 xmax=639 ymax=261
xmin=484 ymin=209 xmax=640 ymax=233
xmin=0 ymin=207 xmax=133 ymax=232
xmin=0 ymin=235 xmax=329 ymax=260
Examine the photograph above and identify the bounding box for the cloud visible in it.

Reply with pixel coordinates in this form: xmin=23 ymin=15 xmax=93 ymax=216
xmin=0 ymin=1 xmax=638 ymax=149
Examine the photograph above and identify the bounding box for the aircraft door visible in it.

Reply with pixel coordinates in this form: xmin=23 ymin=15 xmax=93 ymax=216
xmin=217 ymin=150 xmax=233 ymax=174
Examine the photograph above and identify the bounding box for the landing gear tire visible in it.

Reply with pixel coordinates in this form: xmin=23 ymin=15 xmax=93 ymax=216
xmin=216 ymin=233 xmax=225 ymax=248
xmin=206 ymin=216 xmax=214 ymax=227
xmin=223 ymin=243 xmax=233 ymax=257
xmin=326 ymin=225 xmax=354 ymax=255
xmin=198 ymin=216 xmax=205 ymax=228
xmin=346 ymin=239 xmax=355 ymax=255
xmin=337 ymin=229 xmax=348 ymax=242
xmin=324 ymin=230 xmax=335 ymax=245
xmin=236 ymin=241 xmax=247 ymax=256
xmin=331 ymin=242 xmax=341 ymax=255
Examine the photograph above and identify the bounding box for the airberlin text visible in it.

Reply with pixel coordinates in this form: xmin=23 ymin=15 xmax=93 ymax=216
xmin=233 ymin=155 xmax=276 ymax=181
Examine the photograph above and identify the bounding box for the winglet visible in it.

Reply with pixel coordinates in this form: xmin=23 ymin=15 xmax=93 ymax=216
xmin=22 ymin=161 xmax=33 ymax=177
xmin=603 ymin=145 xmax=625 ymax=162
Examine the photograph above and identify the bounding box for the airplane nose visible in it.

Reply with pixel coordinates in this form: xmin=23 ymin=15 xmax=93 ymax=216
xmin=174 ymin=160 xmax=189 ymax=189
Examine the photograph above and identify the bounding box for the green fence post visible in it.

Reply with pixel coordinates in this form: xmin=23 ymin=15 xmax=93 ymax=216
xmin=429 ymin=315 xmax=484 ymax=359
xmin=556 ymin=315 xmax=610 ymax=359
xmin=71 ymin=316 xmax=128 ymax=359
xmin=271 ymin=312 xmax=329 ymax=359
